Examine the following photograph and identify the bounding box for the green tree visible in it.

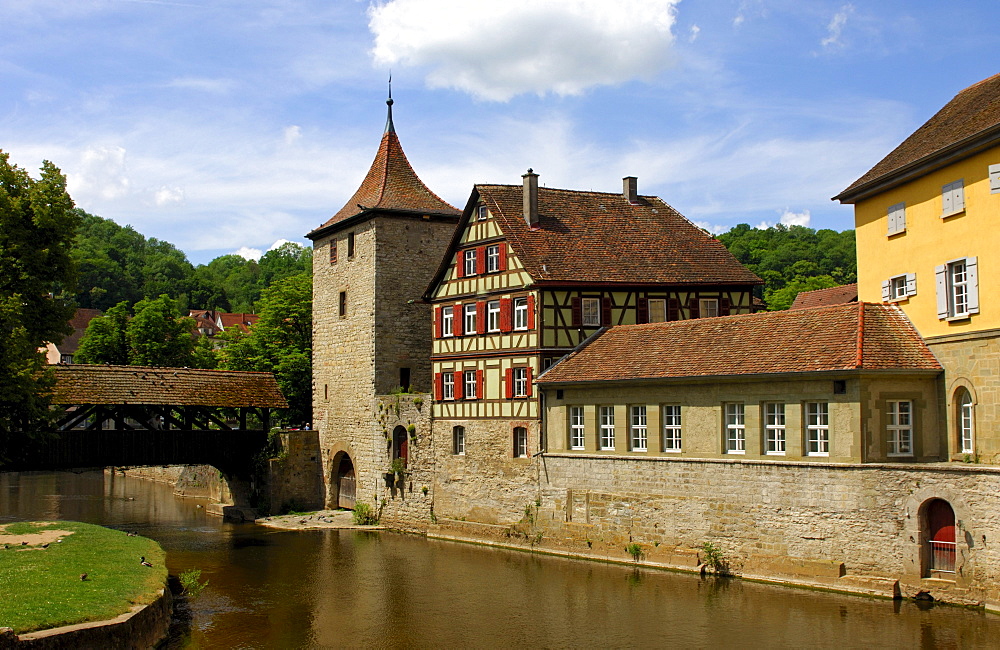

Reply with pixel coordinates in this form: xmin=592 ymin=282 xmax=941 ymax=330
xmin=75 ymin=301 xmax=131 ymax=365
xmin=0 ymin=152 xmax=79 ymax=459
xmin=221 ymin=273 xmax=311 ymax=425
xmin=127 ymin=295 xmax=198 ymax=367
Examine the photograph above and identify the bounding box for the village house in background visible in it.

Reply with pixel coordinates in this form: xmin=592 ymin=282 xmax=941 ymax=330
xmin=189 ymin=309 xmax=259 ymax=347
xmin=43 ymin=308 xmax=102 ymax=364
xmin=788 ymin=282 xmax=858 ymax=310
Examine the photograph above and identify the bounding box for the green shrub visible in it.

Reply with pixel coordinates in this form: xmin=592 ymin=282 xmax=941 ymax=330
xmin=625 ymin=542 xmax=643 ymax=562
xmin=352 ymin=502 xmax=379 ymax=525
xmin=179 ymin=568 xmax=208 ymax=599
xmin=701 ymin=541 xmax=725 ymax=572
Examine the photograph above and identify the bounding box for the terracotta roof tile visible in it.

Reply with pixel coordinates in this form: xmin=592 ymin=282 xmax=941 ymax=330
xmin=478 ymin=185 xmax=762 ymax=286
xmin=537 ymin=303 xmax=940 ymax=384
xmin=837 ymin=73 xmax=1000 ymax=201
xmin=51 ymin=365 xmax=288 ymax=408
xmin=58 ymin=308 xmax=103 ymax=355
xmin=789 ymin=283 xmax=858 ymax=310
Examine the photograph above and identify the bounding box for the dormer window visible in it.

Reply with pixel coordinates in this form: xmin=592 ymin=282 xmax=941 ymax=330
xmin=478 ymin=205 xmax=489 ymax=221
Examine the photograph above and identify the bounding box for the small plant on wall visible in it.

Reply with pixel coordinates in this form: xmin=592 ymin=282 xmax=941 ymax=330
xmin=625 ymin=542 xmax=643 ymax=563
xmin=407 ymin=423 xmax=417 ymax=440
xmin=390 ymin=457 xmax=407 ymax=477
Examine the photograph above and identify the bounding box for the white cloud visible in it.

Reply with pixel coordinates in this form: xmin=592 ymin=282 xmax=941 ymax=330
xmin=268 ymin=238 xmax=293 ymax=251
xmin=821 ymin=4 xmax=854 ymax=50
xmin=693 ymin=220 xmax=728 ymax=235
xmin=689 ymin=25 xmax=701 ymax=42
xmin=283 ymin=125 xmax=302 ymax=146
xmin=153 ymin=185 xmax=184 ymax=206
xmin=68 ymin=145 xmax=131 ymax=201
xmin=165 ymin=77 xmax=236 ymax=93
xmin=779 ymin=208 xmax=811 ymax=227
xmin=234 ymin=246 xmax=263 ymax=261
xmin=368 ymin=0 xmax=680 ymax=101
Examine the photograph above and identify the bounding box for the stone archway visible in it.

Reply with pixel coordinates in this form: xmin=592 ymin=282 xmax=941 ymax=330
xmin=392 ymin=425 xmax=408 ymax=465
xmin=921 ymin=498 xmax=957 ymax=577
xmin=331 ymin=452 xmax=356 ymax=510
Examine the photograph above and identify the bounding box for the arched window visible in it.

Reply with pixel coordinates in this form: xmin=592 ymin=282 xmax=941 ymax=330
xmin=957 ymin=388 xmax=974 ymax=454
xmin=392 ymin=425 xmax=408 ymax=464
xmin=924 ymin=499 xmax=956 ymax=576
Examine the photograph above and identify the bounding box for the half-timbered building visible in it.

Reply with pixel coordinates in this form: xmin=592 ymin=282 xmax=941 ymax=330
xmin=423 ymin=171 xmax=762 ymax=522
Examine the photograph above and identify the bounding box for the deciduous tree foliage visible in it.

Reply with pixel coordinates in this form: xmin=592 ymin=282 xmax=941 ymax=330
xmin=0 ymin=152 xmax=80 ymax=458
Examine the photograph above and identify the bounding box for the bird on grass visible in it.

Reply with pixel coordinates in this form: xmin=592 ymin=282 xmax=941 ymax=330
xmin=80 ymin=573 xmax=88 ymax=581
xmin=140 ymin=556 xmax=153 ymax=567
xmin=41 ymin=543 xmax=49 ymax=549
xmin=126 ymin=531 xmax=137 ymax=537
xmin=21 ymin=541 xmax=27 ymax=546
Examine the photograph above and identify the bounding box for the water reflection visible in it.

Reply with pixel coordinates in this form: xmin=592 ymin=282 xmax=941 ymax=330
xmin=3 ymin=471 xmax=999 ymax=648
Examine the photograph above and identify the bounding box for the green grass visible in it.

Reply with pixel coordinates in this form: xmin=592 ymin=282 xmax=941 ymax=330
xmin=0 ymin=521 xmax=167 ymax=634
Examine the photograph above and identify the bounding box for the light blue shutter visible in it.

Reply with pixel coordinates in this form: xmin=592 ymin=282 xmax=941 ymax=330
xmin=935 ymin=264 xmax=949 ymax=319
xmin=905 ymin=273 xmax=917 ymax=296
xmin=881 ymin=280 xmax=891 ymax=301
xmin=967 ymin=257 xmax=979 ymax=314
xmin=942 ymin=183 xmax=953 ymax=216
xmin=887 ymin=203 xmax=905 ymax=235
xmin=955 ymin=181 xmax=965 ymax=212
xmin=990 ymin=164 xmax=1000 ymax=194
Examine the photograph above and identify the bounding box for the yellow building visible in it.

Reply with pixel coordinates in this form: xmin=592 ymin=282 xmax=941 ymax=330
xmin=835 ymin=73 xmax=1000 ymax=462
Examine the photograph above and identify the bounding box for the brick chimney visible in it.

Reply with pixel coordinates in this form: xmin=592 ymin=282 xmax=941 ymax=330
xmin=523 ymin=168 xmax=539 ymax=228
xmin=623 ymin=176 xmax=638 ymax=204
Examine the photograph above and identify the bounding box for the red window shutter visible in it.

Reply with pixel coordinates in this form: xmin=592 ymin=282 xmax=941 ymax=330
xmin=454 ymin=371 xmax=464 ymax=400
xmin=637 ymin=298 xmax=648 ymax=324
xmin=498 ymin=242 xmax=507 ymax=271
xmin=602 ymin=297 xmax=612 ymax=326
xmin=476 ymin=369 xmax=483 ymax=399
xmin=476 ymin=246 xmax=486 ymax=275
xmin=504 ymin=368 xmax=513 ymax=399
xmin=667 ymin=298 xmax=680 ymax=321
xmin=434 ymin=374 xmax=443 ymax=401
xmin=525 ymin=367 xmax=533 ymax=397
xmin=453 ymin=302 xmax=463 ymax=336
xmin=476 ymin=300 xmax=486 ymax=334
xmin=527 ymin=294 xmax=536 ymax=329
xmin=571 ymin=297 xmax=582 ymax=326
xmin=720 ymin=296 xmax=731 ymax=316
xmin=329 ymin=240 xmax=337 ymax=264
xmin=456 ymin=251 xmax=464 ymax=279
xmin=688 ymin=297 xmax=700 ymax=319
xmin=500 ymin=297 xmax=512 ymax=332
xmin=434 ymin=306 xmax=442 ymax=338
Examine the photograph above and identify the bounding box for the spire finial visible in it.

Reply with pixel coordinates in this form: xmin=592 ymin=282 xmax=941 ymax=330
xmin=385 ymin=74 xmax=395 ymax=134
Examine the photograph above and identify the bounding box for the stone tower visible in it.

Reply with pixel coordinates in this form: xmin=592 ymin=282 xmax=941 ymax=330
xmin=306 ymin=91 xmax=461 ymax=511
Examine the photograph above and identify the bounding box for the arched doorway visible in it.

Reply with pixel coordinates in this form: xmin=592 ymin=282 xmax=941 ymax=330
xmin=392 ymin=425 xmax=408 ymax=466
xmin=924 ymin=499 xmax=956 ymax=576
xmin=336 ymin=454 xmax=356 ymax=510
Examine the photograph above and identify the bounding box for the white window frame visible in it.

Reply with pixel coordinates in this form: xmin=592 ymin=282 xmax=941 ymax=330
xmin=936 ymin=257 xmax=978 ymax=320
xmin=647 ymin=298 xmax=667 ymax=323
xmin=805 ymin=402 xmax=829 ymax=456
xmin=700 ymin=298 xmax=720 ymax=319
xmin=941 ymin=179 xmax=965 ymax=217
xmin=486 ymin=244 xmax=500 ymax=273
xmin=478 ymin=205 xmax=489 ymax=221
xmin=725 ymin=403 xmax=745 ymax=454
xmin=453 ymin=426 xmax=465 ymax=455
xmin=630 ymin=405 xmax=647 ymax=452
xmin=887 ymin=400 xmax=913 ymax=457
xmin=442 ymin=373 xmax=455 ymax=401
xmin=959 ymin=392 xmax=974 ymax=454
xmin=882 ymin=273 xmax=916 ymax=302
xmin=464 ymin=303 xmax=478 ymax=334
xmin=464 ymin=370 xmax=478 ymax=399
xmin=513 ymin=367 xmax=528 ymax=398
xmin=570 ymin=406 xmax=586 ymax=450
xmin=441 ymin=306 xmax=454 ymax=337
xmin=582 ymin=297 xmax=601 ymax=326
xmin=487 ymin=300 xmax=501 ymax=333
xmin=764 ymin=403 xmax=786 ymax=455
xmin=514 ymin=297 xmax=528 ymax=330
xmin=464 ymin=249 xmax=477 ymax=276
xmin=887 ymin=202 xmax=906 ymax=235
xmin=662 ymin=405 xmax=682 ymax=452
xmin=514 ymin=427 xmax=528 ymax=458
xmin=600 ymin=406 xmax=615 ymax=450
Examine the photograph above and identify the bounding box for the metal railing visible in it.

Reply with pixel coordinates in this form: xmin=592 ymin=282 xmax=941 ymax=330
xmin=929 ymin=540 xmax=957 ymax=574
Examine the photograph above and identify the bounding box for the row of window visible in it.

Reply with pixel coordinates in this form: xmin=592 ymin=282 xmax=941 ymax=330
xmin=451 ymin=425 xmax=530 ymax=458
xmin=564 ymin=401 xmax=914 ymax=457
xmin=434 ymin=367 xmax=533 ymax=400
xmin=456 ymin=243 xmax=507 ymax=278
xmin=883 ymin=256 xmax=979 ymax=320
xmin=329 ymin=232 xmax=356 ymax=263
xmin=885 ymin=178 xmax=969 ymax=237
xmin=573 ymin=296 xmax=730 ymax=327
xmin=436 ymin=296 xmax=534 ymax=337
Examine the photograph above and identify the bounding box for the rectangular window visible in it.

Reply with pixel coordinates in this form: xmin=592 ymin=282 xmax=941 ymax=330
xmin=453 ymin=426 xmax=465 ymax=455
xmin=514 ymin=427 xmax=528 ymax=458
xmin=887 ymin=400 xmax=913 ymax=457
xmin=805 ymin=402 xmax=829 ymax=456
xmin=582 ymin=297 xmax=601 ymax=326
xmin=662 ymin=405 xmax=682 ymax=452
xmin=339 ymin=291 xmax=347 ymax=318
xmin=347 ymin=232 xmax=355 ymax=258
xmin=478 ymin=205 xmax=489 ymax=221
xmin=942 ymin=180 xmax=965 ymax=217
xmin=464 ymin=303 xmax=478 ymax=334
xmin=725 ymin=403 xmax=745 ymax=454
xmin=937 ymin=258 xmax=978 ymax=320
xmin=442 ymin=373 xmax=454 ymax=400
xmin=960 ymin=396 xmax=974 ymax=454
xmin=883 ymin=273 xmax=916 ymax=302
xmin=950 ymin=261 xmax=968 ymax=316
xmin=512 ymin=367 xmax=528 ymax=397
xmin=464 ymin=370 xmax=478 ymax=399
xmin=700 ymin=298 xmax=720 ymax=318
xmin=600 ymin=406 xmax=615 ymax=450
xmin=514 ymin=297 xmax=528 ymax=330
xmin=441 ymin=306 xmax=454 ymax=337
xmin=630 ymin=406 xmax=647 ymax=452
xmin=647 ymin=298 xmax=667 ymax=323
xmin=486 ymin=245 xmax=500 ymax=272
xmin=570 ymin=406 xmax=585 ymax=450
xmin=887 ymin=202 xmax=906 ymax=235
xmin=487 ymin=300 xmax=501 ymax=332
xmin=329 ymin=239 xmax=337 ymax=264
xmin=464 ymin=249 xmax=477 ymax=276
xmin=764 ymin=403 xmax=785 ymax=455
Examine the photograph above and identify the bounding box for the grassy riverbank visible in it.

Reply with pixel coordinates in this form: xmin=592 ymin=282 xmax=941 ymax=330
xmin=0 ymin=521 xmax=167 ymax=634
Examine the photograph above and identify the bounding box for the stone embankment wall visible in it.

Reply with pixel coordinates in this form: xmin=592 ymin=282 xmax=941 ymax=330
xmin=267 ymin=431 xmax=324 ymax=514
xmin=376 ymin=395 xmax=434 ymax=530
xmin=109 ymin=466 xmax=231 ymax=503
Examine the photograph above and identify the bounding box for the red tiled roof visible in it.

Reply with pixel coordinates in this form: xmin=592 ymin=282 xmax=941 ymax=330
xmin=51 ymin=365 xmax=288 ymax=408
xmin=789 ymin=283 xmax=858 ymax=310
xmin=836 ymin=73 xmax=1000 ymax=202
xmin=308 ymin=130 xmax=459 ymax=237
xmin=477 ymin=185 xmax=762 ymax=285
xmin=218 ymin=312 xmax=259 ymax=333
xmin=57 ymin=308 xmax=103 ymax=355
xmin=537 ymin=303 xmax=940 ymax=384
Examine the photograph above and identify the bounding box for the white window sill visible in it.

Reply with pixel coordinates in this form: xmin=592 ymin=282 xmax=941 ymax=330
xmin=631 ymin=448 xmax=648 ymax=453
xmin=887 ymin=229 xmax=906 ymax=237
xmin=600 ymin=447 xmax=616 ymax=452
xmin=887 ymin=453 xmax=913 ymax=458
xmin=663 ymin=449 xmax=682 ymax=453
xmin=946 ymin=313 xmax=971 ymax=322
xmin=941 ymin=208 xmax=965 ymax=219
xmin=727 ymin=450 xmax=746 ymax=455
xmin=766 ymin=451 xmax=786 ymax=456
xmin=570 ymin=446 xmax=585 ymax=451
xmin=807 ymin=452 xmax=830 ymax=457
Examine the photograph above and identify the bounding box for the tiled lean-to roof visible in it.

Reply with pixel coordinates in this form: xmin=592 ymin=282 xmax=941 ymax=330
xmin=789 ymin=283 xmax=858 ymax=310
xmin=307 ymin=97 xmax=459 ymax=238
xmin=537 ymin=303 xmax=940 ymax=385
xmin=51 ymin=365 xmax=288 ymax=408
xmin=836 ymin=73 xmax=1000 ymax=202
xmin=475 ymin=184 xmax=762 ymax=286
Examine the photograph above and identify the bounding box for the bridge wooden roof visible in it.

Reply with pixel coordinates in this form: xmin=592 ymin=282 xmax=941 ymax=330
xmin=51 ymin=365 xmax=288 ymax=408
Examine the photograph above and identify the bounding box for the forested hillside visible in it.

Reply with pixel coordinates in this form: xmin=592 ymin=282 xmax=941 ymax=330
xmin=716 ymin=224 xmax=856 ymax=311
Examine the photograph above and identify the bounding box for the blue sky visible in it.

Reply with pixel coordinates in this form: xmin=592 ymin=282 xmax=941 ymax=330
xmin=2 ymin=0 xmax=998 ymax=265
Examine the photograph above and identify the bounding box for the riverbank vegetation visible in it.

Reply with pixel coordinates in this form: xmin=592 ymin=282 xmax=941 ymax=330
xmin=0 ymin=521 xmax=166 ymax=634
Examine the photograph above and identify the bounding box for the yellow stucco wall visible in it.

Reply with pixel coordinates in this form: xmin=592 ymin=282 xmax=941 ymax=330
xmin=854 ymin=146 xmax=1000 ymax=338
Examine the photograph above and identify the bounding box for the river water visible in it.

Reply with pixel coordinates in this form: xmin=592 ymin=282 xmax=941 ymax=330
xmin=3 ymin=470 xmax=1000 ymax=648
